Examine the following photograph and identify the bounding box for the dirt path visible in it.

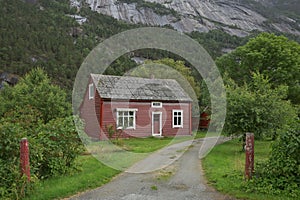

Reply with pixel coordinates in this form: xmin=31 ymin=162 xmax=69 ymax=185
xmin=69 ymin=138 xmax=235 ymax=200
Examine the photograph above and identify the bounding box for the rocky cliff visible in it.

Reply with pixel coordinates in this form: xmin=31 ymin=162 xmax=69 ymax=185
xmin=71 ymin=0 xmax=300 ymax=37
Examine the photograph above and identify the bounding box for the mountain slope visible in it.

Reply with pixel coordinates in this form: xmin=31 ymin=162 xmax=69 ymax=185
xmin=73 ymin=0 xmax=300 ymax=37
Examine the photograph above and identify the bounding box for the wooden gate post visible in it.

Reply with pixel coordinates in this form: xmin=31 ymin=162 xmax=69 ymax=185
xmin=20 ymin=138 xmax=30 ymax=182
xmin=245 ymin=132 xmax=254 ymax=180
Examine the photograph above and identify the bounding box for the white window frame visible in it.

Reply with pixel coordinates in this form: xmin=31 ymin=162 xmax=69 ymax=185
xmin=89 ymin=83 xmax=94 ymax=100
xmin=151 ymin=102 xmax=162 ymax=108
xmin=172 ymin=110 xmax=183 ymax=128
xmin=116 ymin=108 xmax=138 ymax=129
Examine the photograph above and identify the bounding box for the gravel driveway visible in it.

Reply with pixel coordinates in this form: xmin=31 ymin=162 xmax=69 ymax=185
xmin=68 ymin=137 xmax=235 ymax=200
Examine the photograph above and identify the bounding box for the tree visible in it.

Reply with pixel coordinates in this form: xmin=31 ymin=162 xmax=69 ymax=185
xmin=0 ymin=68 xmax=82 ymax=199
xmin=224 ymin=72 xmax=297 ymax=139
xmin=0 ymin=68 xmax=71 ymax=122
xmin=216 ymin=33 xmax=300 ymax=104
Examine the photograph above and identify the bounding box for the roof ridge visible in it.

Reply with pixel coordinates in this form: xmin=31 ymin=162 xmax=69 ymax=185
xmin=91 ymin=73 xmax=178 ymax=82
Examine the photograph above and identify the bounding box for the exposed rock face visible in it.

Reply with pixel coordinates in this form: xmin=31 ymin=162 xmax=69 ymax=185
xmin=72 ymin=0 xmax=300 ymax=37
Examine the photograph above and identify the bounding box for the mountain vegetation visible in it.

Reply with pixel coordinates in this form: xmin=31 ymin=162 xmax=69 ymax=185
xmin=0 ymin=0 xmax=255 ymax=95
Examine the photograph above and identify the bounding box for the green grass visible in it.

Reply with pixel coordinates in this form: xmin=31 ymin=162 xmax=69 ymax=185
xmin=25 ymin=135 xmax=195 ymax=199
xmin=24 ymin=156 xmax=120 ymax=200
xmin=202 ymin=139 xmax=297 ymax=200
xmin=120 ymin=135 xmax=194 ymax=153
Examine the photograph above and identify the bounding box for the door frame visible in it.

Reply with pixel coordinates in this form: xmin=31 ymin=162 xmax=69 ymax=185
xmin=152 ymin=112 xmax=162 ymax=136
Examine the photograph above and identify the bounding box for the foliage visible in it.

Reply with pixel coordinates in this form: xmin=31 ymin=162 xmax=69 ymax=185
xmin=216 ymin=33 xmax=300 ymax=104
xmin=0 ymin=0 xmax=259 ymax=98
xmin=0 ymin=69 xmax=82 ymax=199
xmin=105 ymin=124 xmax=123 ymax=141
xmin=203 ymin=139 xmax=298 ymax=200
xmin=189 ymin=29 xmax=248 ymax=59
xmin=224 ymin=72 xmax=297 ymax=139
xmin=245 ymin=119 xmax=300 ymax=197
xmin=104 ymin=55 xmax=138 ymax=76
xmin=0 ymin=68 xmax=71 ymax=122
xmin=0 ymin=0 xmax=138 ymax=92
xmin=32 ymin=117 xmax=83 ymax=179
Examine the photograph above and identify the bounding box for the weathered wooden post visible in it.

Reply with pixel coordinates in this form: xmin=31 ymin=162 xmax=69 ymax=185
xmin=245 ymin=132 xmax=254 ymax=180
xmin=20 ymin=138 xmax=30 ymax=182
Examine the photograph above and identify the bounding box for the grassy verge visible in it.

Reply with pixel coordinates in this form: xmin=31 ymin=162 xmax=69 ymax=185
xmin=24 ymin=156 xmax=120 ymax=200
xmin=202 ymin=139 xmax=297 ymax=200
xmin=25 ymin=135 xmax=196 ymax=199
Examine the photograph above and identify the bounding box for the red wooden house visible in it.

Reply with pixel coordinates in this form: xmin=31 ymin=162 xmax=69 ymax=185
xmin=80 ymin=74 xmax=193 ymax=139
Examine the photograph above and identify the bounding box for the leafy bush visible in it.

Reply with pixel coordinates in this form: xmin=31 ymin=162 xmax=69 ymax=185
xmin=0 ymin=69 xmax=83 ymax=199
xmin=245 ymin=119 xmax=300 ymax=197
xmin=33 ymin=117 xmax=83 ymax=179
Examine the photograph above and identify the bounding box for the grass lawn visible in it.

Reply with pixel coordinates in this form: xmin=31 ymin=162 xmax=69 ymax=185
xmin=24 ymin=155 xmax=120 ymax=200
xmin=120 ymin=134 xmax=198 ymax=153
xmin=202 ymin=139 xmax=297 ymax=200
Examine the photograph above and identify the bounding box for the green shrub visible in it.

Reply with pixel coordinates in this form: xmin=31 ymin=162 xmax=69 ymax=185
xmin=33 ymin=117 xmax=83 ymax=179
xmin=0 ymin=69 xmax=83 ymax=199
xmin=245 ymin=119 xmax=300 ymax=197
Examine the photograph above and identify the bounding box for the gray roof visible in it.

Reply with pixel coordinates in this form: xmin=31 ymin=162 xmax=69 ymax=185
xmin=91 ymin=74 xmax=192 ymax=102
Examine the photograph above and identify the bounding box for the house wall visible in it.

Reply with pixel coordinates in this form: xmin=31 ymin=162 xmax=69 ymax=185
xmin=100 ymin=100 xmax=192 ymax=138
xmin=79 ymin=79 xmax=101 ymax=139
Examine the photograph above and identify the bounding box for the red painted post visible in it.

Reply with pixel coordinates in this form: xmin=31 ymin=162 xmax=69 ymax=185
xmin=245 ymin=132 xmax=254 ymax=180
xmin=20 ymin=138 xmax=30 ymax=182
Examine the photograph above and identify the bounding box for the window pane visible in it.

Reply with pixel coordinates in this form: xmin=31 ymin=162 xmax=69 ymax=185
xmin=178 ymin=117 xmax=181 ymax=125
xmin=89 ymin=84 xmax=94 ymax=99
xmin=129 ymin=117 xmax=134 ymax=127
xmin=124 ymin=117 xmax=128 ymax=128
xmin=118 ymin=116 xmax=123 ymax=127
xmin=174 ymin=117 xmax=178 ymax=125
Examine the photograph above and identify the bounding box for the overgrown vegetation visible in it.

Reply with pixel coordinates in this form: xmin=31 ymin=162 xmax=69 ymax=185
xmin=216 ymin=33 xmax=300 ymax=198
xmin=0 ymin=68 xmax=83 ymax=199
xmin=203 ymin=139 xmax=298 ymax=200
xmin=246 ymin=120 xmax=300 ymax=197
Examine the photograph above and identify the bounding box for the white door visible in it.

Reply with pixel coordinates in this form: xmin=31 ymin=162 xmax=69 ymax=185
xmin=152 ymin=112 xmax=162 ymax=136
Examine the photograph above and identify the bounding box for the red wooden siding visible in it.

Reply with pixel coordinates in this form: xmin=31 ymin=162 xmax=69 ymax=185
xmin=99 ymin=100 xmax=192 ymax=138
xmin=79 ymin=79 xmax=101 ymax=138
